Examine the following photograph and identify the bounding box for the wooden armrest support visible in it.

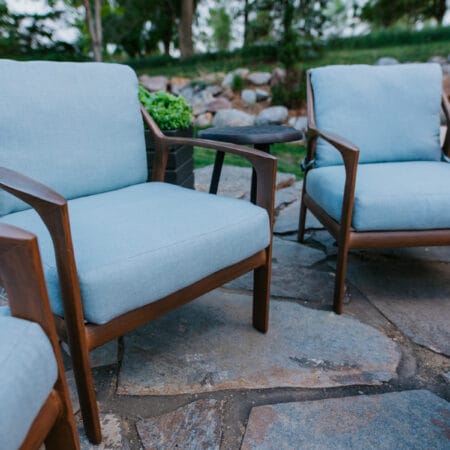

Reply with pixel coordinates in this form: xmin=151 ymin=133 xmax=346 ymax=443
xmin=0 ymin=166 xmax=66 ymax=211
xmin=0 ymin=223 xmax=56 ymax=338
xmin=307 ymin=126 xmax=360 ymax=237
xmin=442 ymin=94 xmax=450 ymax=156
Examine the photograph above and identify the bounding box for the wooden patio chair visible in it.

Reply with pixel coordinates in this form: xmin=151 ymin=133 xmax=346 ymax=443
xmin=0 ymin=60 xmax=276 ymax=444
xmin=0 ymin=223 xmax=79 ymax=450
xmin=298 ymin=63 xmax=450 ymax=314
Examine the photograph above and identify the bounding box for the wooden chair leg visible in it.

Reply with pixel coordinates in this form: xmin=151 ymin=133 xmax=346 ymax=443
xmin=297 ymin=201 xmax=308 ymax=243
xmin=253 ymin=249 xmax=271 ymax=333
xmin=67 ymin=337 xmax=102 ymax=444
xmin=45 ymin=412 xmax=79 ymax=450
xmin=333 ymin=241 xmax=350 ymax=314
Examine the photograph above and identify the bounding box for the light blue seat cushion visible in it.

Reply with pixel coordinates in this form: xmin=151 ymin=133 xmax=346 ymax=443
xmin=2 ymin=182 xmax=270 ymax=324
xmin=0 ymin=316 xmax=57 ymax=450
xmin=306 ymin=161 xmax=450 ymax=231
xmin=0 ymin=59 xmax=147 ymax=216
xmin=310 ymin=64 xmax=442 ymax=167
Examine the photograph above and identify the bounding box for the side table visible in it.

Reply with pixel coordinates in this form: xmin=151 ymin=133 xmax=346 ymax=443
xmin=198 ymin=125 xmax=303 ymax=203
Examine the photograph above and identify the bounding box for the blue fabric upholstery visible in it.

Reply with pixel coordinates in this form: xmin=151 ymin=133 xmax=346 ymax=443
xmin=310 ymin=64 xmax=442 ymax=167
xmin=0 ymin=59 xmax=147 ymax=216
xmin=2 ymin=182 xmax=270 ymax=324
xmin=0 ymin=317 xmax=57 ymax=450
xmin=306 ymin=161 xmax=450 ymax=231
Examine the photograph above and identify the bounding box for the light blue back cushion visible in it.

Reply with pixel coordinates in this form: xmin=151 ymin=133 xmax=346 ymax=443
xmin=0 ymin=317 xmax=57 ymax=450
xmin=0 ymin=59 xmax=147 ymax=216
xmin=311 ymin=64 xmax=442 ymax=167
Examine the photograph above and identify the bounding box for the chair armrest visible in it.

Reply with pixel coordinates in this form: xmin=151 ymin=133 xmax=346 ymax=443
xmin=0 ymin=166 xmax=66 ymax=211
xmin=307 ymin=127 xmax=360 ymax=236
xmin=158 ymin=134 xmax=277 ymax=225
xmin=442 ymin=94 xmax=450 ymax=156
xmin=0 ymin=167 xmax=86 ymax=329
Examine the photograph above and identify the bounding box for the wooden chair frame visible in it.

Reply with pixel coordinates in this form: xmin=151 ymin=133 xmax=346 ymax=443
xmin=298 ymin=72 xmax=450 ymax=314
xmin=0 ymin=107 xmax=276 ymax=444
xmin=0 ymin=223 xmax=79 ymax=450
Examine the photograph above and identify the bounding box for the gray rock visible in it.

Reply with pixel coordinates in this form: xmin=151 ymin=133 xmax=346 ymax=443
xmin=194 ymin=165 xmax=295 ymax=199
xmin=79 ymin=414 xmax=125 ymax=450
xmin=205 ymin=84 xmax=223 ymax=96
xmin=293 ymin=116 xmax=308 ymax=133
xmin=241 ymin=89 xmax=257 ymax=105
xmin=194 ymin=112 xmax=213 ymax=127
xmin=271 ymin=67 xmax=286 ymax=85
xmin=206 ymin=97 xmax=232 ymax=112
xmin=212 ymin=109 xmax=255 ymax=127
xmin=346 ymin=257 xmax=450 ymax=356
xmin=234 ymin=68 xmax=250 ymax=79
xmin=374 ymin=57 xmax=399 ymax=66
xmin=442 ymin=371 xmax=450 ymax=383
xmin=221 ymin=68 xmax=249 ymax=87
xmin=0 ymin=287 xmax=7 ymax=306
xmin=139 ymin=75 xmax=168 ymax=92
xmin=255 ymin=106 xmax=288 ymax=125
xmin=275 ymin=181 xmax=302 ymax=210
xmin=136 ymin=399 xmax=223 ymax=450
xmin=428 ymin=55 xmax=447 ymax=65
xmin=242 ymin=390 xmax=450 ymax=450
xmin=274 ymin=200 xmax=323 ymax=234
xmin=248 ymin=72 xmax=272 ymax=86
xmin=65 ymin=370 xmax=80 ymax=414
xmin=170 ymin=76 xmax=191 ymax=95
xmin=62 ymin=339 xmax=118 ymax=368
xmin=255 ymin=88 xmax=270 ymax=102
xmin=117 ymin=290 xmax=400 ymax=395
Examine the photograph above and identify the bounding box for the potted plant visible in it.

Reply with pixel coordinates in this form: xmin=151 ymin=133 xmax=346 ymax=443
xmin=139 ymin=87 xmax=194 ymax=188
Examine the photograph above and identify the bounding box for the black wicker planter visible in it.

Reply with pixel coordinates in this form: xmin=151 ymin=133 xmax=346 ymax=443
xmin=144 ymin=127 xmax=194 ymax=189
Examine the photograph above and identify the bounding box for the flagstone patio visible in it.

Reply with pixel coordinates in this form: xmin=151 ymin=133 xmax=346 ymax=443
xmin=54 ymin=166 xmax=449 ymax=448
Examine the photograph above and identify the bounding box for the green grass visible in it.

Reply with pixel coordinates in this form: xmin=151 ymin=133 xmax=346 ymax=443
xmin=194 ymin=142 xmax=306 ymax=179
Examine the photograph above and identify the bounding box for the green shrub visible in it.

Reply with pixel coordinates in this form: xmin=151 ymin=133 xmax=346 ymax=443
xmin=271 ymin=69 xmax=306 ymax=109
xmin=327 ymin=26 xmax=450 ymax=50
xmin=138 ymin=87 xmax=192 ymax=130
xmin=231 ymin=73 xmax=245 ymax=92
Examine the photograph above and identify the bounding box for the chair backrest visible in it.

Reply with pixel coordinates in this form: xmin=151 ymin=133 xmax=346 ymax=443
xmin=310 ymin=63 xmax=442 ymax=168
xmin=0 ymin=60 xmax=147 ymax=216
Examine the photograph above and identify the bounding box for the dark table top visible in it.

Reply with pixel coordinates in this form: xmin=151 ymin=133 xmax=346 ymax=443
xmin=198 ymin=125 xmax=303 ymax=145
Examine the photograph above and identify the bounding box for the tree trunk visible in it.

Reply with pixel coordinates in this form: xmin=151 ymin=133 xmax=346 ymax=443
xmin=244 ymin=0 xmax=249 ymax=45
xmin=178 ymin=0 xmax=194 ymax=59
xmin=433 ymin=0 xmax=447 ymax=24
xmin=83 ymin=0 xmax=103 ymax=61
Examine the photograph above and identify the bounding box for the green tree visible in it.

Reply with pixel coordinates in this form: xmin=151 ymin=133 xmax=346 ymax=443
xmin=362 ymin=0 xmax=448 ymax=26
xmin=208 ymin=6 xmax=231 ymax=51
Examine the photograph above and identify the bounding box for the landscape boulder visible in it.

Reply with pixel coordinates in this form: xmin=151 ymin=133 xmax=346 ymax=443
xmin=212 ymin=109 xmax=255 ymax=127
xmin=241 ymin=89 xmax=257 ymax=105
xmin=374 ymin=57 xmax=399 ymax=66
xmin=256 ymin=106 xmax=288 ymax=125
xmin=248 ymin=72 xmax=272 ymax=85
xmin=139 ymin=75 xmax=169 ymax=92
xmin=206 ymin=97 xmax=232 ymax=112
xmin=255 ymin=88 xmax=270 ymax=101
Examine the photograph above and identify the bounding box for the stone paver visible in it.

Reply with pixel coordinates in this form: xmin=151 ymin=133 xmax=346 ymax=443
xmin=346 ymin=257 xmax=450 ymax=356
xmin=226 ymin=237 xmax=334 ymax=303
xmin=274 ymin=181 xmax=302 ymax=210
xmin=63 ymin=339 xmax=119 ymax=368
xmin=194 ymin=165 xmax=295 ymax=199
xmin=241 ymin=390 xmax=450 ymax=450
xmin=117 ymin=290 xmax=400 ymax=395
xmin=136 ymin=399 xmax=223 ymax=450
xmin=79 ymin=414 xmax=126 ymax=450
xmin=274 ymin=200 xmax=322 ymax=234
